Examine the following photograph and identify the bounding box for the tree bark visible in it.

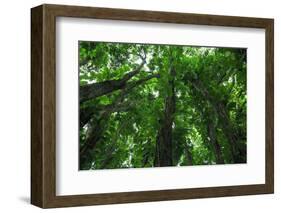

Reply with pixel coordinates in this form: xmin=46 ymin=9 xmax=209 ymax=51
xmin=216 ymin=102 xmax=240 ymax=162
xmin=80 ymin=73 xmax=160 ymax=128
xmin=80 ymin=106 xmax=97 ymax=128
xmin=80 ymin=61 xmax=145 ymax=102
xmin=207 ymin=121 xmax=224 ymax=164
xmin=154 ymin=66 xmax=176 ymax=167
xmin=187 ymin=77 xmax=238 ymax=163
xmin=79 ymin=73 xmax=159 ymax=168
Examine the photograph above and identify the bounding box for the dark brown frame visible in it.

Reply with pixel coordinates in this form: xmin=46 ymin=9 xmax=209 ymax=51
xmin=31 ymin=4 xmax=274 ymax=208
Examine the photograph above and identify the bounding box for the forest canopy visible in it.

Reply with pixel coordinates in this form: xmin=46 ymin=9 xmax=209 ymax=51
xmin=79 ymin=41 xmax=247 ymax=170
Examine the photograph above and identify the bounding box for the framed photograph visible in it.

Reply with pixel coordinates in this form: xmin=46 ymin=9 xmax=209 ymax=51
xmin=31 ymin=4 xmax=274 ymax=208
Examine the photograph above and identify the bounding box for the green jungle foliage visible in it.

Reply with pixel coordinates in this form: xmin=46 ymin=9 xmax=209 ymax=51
xmin=79 ymin=41 xmax=247 ymax=170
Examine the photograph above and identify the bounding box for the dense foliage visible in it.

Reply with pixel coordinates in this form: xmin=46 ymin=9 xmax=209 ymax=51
xmin=79 ymin=41 xmax=247 ymax=170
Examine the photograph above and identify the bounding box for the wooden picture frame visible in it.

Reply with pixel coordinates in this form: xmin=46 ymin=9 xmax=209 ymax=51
xmin=31 ymin=4 xmax=274 ymax=208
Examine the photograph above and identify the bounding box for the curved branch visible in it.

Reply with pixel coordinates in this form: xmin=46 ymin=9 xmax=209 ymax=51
xmin=80 ymin=61 xmax=145 ymax=103
xmin=80 ymin=73 xmax=160 ymax=128
xmin=79 ymin=73 xmax=160 ymax=166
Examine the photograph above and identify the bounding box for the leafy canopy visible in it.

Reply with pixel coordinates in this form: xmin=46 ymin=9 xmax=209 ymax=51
xmin=79 ymin=41 xmax=247 ymax=170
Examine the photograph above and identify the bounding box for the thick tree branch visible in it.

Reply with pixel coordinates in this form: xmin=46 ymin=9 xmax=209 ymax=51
xmin=79 ymin=73 xmax=159 ymax=167
xmin=126 ymin=73 xmax=160 ymax=90
xmin=80 ymin=61 xmax=146 ymax=103
xmin=80 ymin=73 xmax=160 ymax=128
xmin=121 ymin=60 xmax=146 ymax=82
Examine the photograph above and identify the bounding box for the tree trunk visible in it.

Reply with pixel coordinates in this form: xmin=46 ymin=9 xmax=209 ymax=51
xmin=79 ymin=112 xmax=110 ymax=169
xmin=154 ymin=66 xmax=176 ymax=167
xmin=216 ymin=102 xmax=239 ymax=163
xmin=79 ymin=74 xmax=159 ymax=169
xmin=80 ymin=106 xmax=98 ymax=128
xmin=207 ymin=122 xmax=224 ymax=164
xmin=185 ymin=140 xmax=193 ymax=165
xmin=188 ymin=77 xmax=238 ymax=163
